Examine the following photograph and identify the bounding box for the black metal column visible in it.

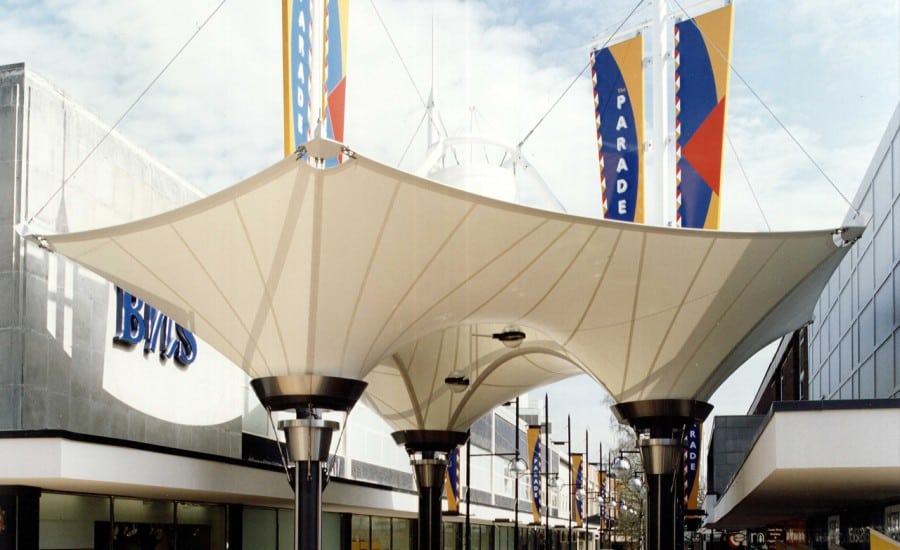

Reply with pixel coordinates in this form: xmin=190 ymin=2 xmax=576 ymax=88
xmin=393 ymin=430 xmax=469 ymax=550
xmin=645 ymin=473 xmax=676 ymax=550
xmin=639 ymin=437 xmax=681 ymax=550
xmin=414 ymin=457 xmax=448 ymax=550
xmin=295 ymin=461 xmax=325 ymax=550
xmin=612 ymin=399 xmax=713 ymax=550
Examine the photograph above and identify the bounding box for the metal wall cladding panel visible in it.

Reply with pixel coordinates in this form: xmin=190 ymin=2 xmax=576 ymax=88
xmin=0 ymin=385 xmax=21 ymax=429
xmin=0 ymin=80 xmax=22 ymax=108
xmin=494 ymin=494 xmax=514 ymax=511
xmin=470 ymin=413 xmax=493 ymax=449
xmin=469 ymin=488 xmax=492 ymax=506
xmin=350 ymin=459 xmax=415 ymax=491
xmin=495 ymin=415 xmax=517 ymax=456
xmin=0 ymin=66 xmax=241 ymax=458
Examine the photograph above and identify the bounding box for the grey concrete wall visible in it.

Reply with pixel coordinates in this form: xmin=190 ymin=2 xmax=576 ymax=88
xmin=0 ymin=65 xmax=26 ymax=430
xmin=0 ymin=64 xmax=241 ymax=457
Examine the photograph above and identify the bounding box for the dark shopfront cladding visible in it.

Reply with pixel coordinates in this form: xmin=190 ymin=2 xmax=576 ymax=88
xmin=4 ymin=486 xmax=373 ymax=549
xmin=0 ymin=487 xmax=586 ymax=550
xmin=702 ymin=400 xmax=900 ymax=550
xmin=698 ymin=504 xmax=900 ymax=550
xmin=0 ymin=474 xmax=602 ymax=550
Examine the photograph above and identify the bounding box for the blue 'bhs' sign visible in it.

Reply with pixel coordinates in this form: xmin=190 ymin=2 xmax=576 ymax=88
xmin=113 ymin=287 xmax=197 ymax=366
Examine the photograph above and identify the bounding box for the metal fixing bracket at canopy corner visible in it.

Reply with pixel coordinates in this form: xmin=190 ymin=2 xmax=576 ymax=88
xmin=295 ymin=137 xmax=357 ymax=163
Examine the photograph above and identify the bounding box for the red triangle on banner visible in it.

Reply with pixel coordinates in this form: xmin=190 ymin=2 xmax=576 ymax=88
xmin=328 ymin=77 xmax=347 ymax=143
xmin=682 ymin=98 xmax=726 ymax=195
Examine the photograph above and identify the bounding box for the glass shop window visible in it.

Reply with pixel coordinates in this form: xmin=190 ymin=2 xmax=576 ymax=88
xmin=242 ymin=507 xmax=277 ymax=549
xmin=109 ymin=498 xmax=175 ymax=549
xmin=39 ymin=493 xmax=110 ymax=549
xmin=352 ymin=515 xmax=371 ymax=549
xmin=175 ymin=502 xmax=226 ymax=549
xmin=392 ymin=518 xmax=412 ymax=550
xmin=277 ymin=508 xmax=293 ymax=549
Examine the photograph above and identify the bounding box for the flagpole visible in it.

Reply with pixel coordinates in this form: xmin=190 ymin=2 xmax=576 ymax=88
xmin=585 ymin=430 xmax=590 ymax=547
xmin=650 ymin=0 xmax=674 ymax=227
xmin=544 ymin=393 xmax=550 ymax=545
xmin=567 ymin=415 xmax=572 ymax=547
xmin=514 ymin=397 xmax=520 ymax=550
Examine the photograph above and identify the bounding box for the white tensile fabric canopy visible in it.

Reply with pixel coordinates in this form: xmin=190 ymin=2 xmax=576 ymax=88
xmin=363 ymin=324 xmax=584 ymax=432
xmin=25 ymin=138 xmax=858 ymax=405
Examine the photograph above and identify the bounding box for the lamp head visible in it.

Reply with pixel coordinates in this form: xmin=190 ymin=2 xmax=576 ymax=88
xmin=492 ymin=325 xmax=526 ymax=348
xmin=444 ymin=369 xmax=470 ymax=393
xmin=611 ymin=456 xmax=631 ymax=479
xmin=627 ymin=475 xmax=644 ymax=493
xmin=506 ymin=458 xmax=528 ymax=477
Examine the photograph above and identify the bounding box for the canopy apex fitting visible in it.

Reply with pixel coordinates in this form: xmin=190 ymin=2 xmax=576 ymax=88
xmin=392 ymin=429 xmax=469 ymax=456
xmin=612 ymin=398 xmax=713 ymax=436
xmin=295 ymin=137 xmax=355 ymax=163
xmin=250 ymin=374 xmax=368 ymax=414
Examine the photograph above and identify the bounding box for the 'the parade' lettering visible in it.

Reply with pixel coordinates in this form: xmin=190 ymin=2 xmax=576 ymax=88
xmin=611 ymin=91 xmax=635 ymax=219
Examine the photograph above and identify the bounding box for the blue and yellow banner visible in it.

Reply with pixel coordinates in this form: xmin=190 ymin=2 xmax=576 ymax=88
xmin=282 ymin=0 xmax=349 ymax=157
xmin=683 ymin=423 xmax=702 ymax=509
xmin=528 ymin=426 xmax=542 ymax=523
xmin=591 ymin=34 xmax=645 ymax=223
xmin=283 ymin=0 xmax=312 ymax=155
xmin=599 ymin=470 xmax=608 ymax=528
xmin=870 ymin=527 xmax=900 ymax=550
xmin=674 ymin=3 xmax=734 ymax=229
xmin=572 ymin=454 xmax=584 ymax=527
xmin=445 ymin=446 xmax=461 ymax=513
xmin=323 ymin=0 xmax=349 ymax=144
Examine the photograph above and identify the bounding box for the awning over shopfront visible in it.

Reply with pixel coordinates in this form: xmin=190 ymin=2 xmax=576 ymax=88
xmin=706 ymin=401 xmax=900 ymax=529
xmin=23 ymin=138 xmax=860 ymax=403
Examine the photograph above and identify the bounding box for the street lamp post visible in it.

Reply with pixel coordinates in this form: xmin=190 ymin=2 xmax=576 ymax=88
xmin=466 ymin=398 xmax=527 ymax=550
xmin=607 ymin=449 xmax=648 ymax=549
xmin=553 ymin=419 xmax=580 ymax=550
xmin=567 ymin=416 xmax=572 ymax=549
xmin=580 ymin=437 xmax=613 ymax=550
xmin=466 ymin=430 xmax=472 ymax=550
xmin=587 ymin=433 xmax=594 ymax=549
xmin=543 ymin=394 xmax=548 ymax=546
xmin=511 ymin=397 xmax=521 ymax=550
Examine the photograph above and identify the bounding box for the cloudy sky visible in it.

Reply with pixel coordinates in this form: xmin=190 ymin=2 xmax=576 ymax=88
xmin=3 ymin=0 xmax=898 ymax=451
